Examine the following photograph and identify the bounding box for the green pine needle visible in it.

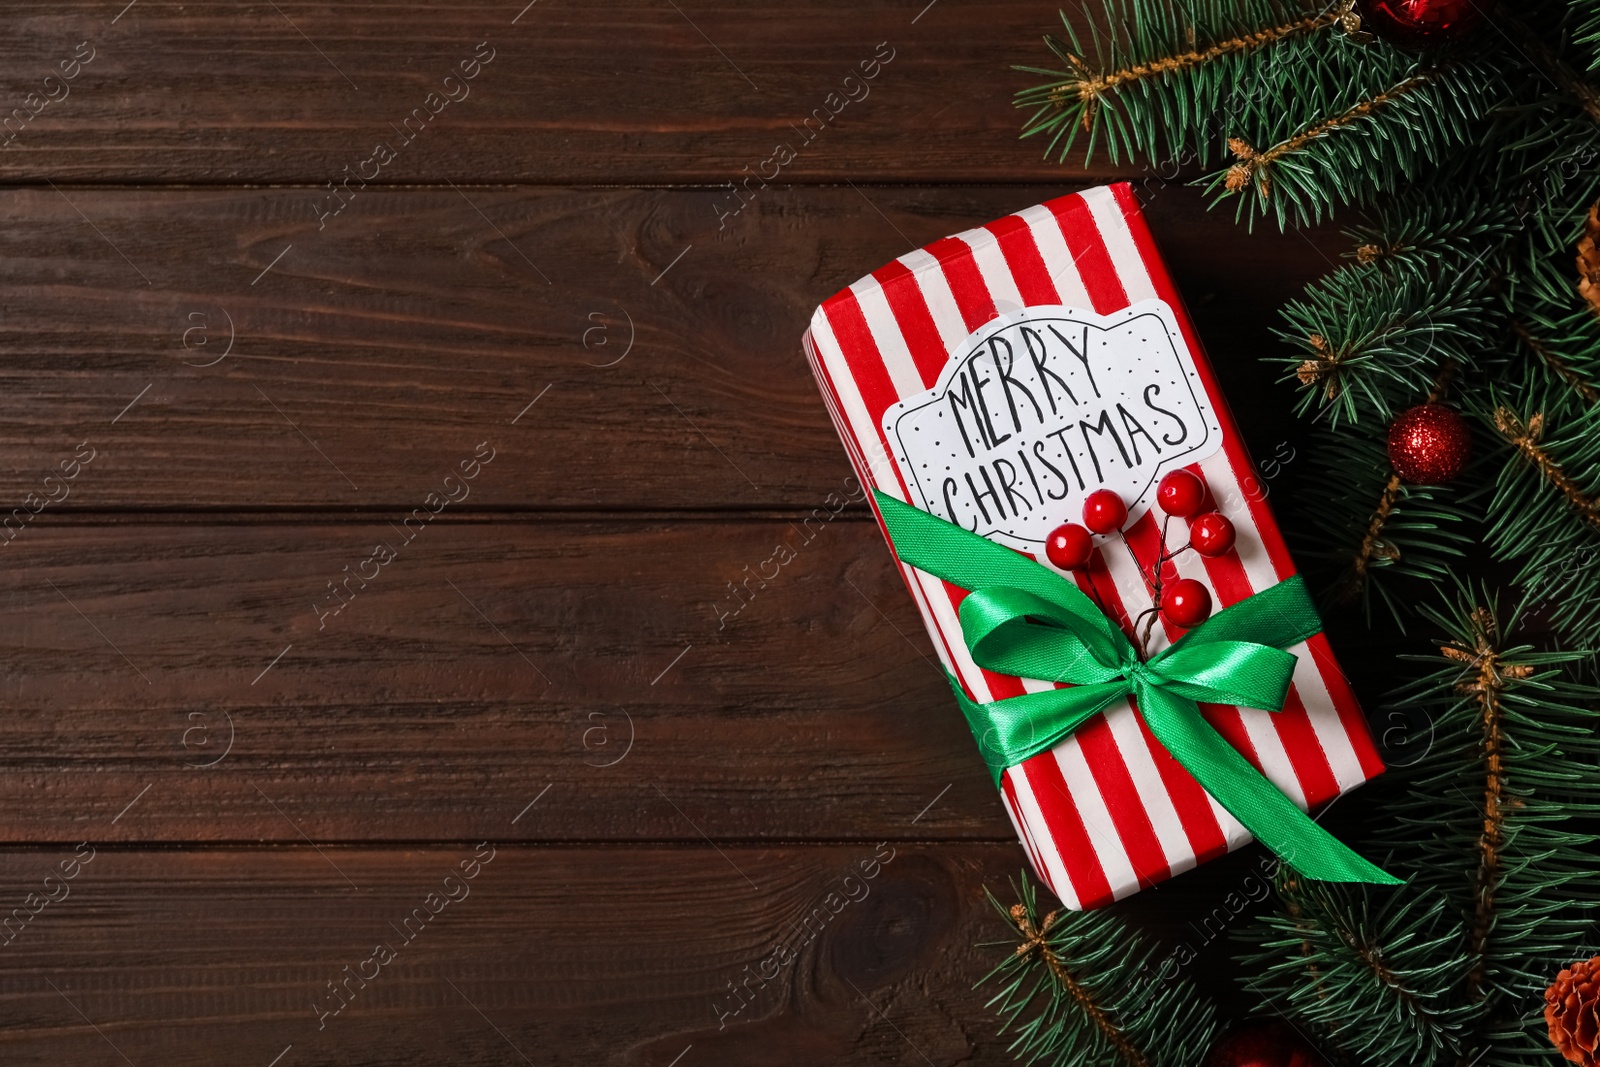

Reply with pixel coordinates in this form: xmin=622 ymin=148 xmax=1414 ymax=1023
xmin=1288 ymin=424 xmax=1477 ymax=629
xmin=1015 ymin=1 xmax=1341 ymax=169
xmin=1237 ymin=876 xmax=1477 ymax=1065
xmin=996 ymin=5 xmax=1600 ymax=1064
xmin=1203 ymin=57 xmax=1510 ymax=230
xmin=1273 ymin=258 xmax=1493 ymax=426
xmin=1482 ymin=387 xmax=1600 ymax=651
xmin=978 ymin=875 xmax=1219 ymax=1067
xmin=1237 ymin=590 xmax=1600 ymax=1067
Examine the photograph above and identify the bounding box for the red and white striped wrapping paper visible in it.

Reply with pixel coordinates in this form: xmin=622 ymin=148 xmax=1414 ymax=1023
xmin=803 ymin=183 xmax=1384 ymax=910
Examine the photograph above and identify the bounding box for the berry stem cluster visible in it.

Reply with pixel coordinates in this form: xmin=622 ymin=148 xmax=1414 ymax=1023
xmin=1044 ymin=470 xmax=1237 ymax=657
xmin=1128 ymin=513 xmax=1191 ymax=657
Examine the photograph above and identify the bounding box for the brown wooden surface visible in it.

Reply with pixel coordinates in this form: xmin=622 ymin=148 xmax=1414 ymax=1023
xmin=0 ymin=518 xmax=1004 ymax=842
xmin=0 ymin=2 xmax=1341 ymax=1062
xmin=0 ymin=842 xmax=1276 ymax=1065
xmin=4 ymin=2 xmax=1114 ymax=185
xmin=0 ymin=185 xmax=1330 ymax=510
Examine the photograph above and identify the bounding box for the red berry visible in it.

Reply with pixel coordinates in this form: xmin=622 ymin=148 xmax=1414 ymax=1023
xmin=1045 ymin=523 xmax=1094 ymax=571
xmin=1082 ymin=490 xmax=1128 ymax=535
xmin=1156 ymin=469 xmax=1206 ymax=518
xmin=1163 ymin=579 xmax=1212 ymax=628
xmin=1190 ymin=513 xmax=1237 ymax=558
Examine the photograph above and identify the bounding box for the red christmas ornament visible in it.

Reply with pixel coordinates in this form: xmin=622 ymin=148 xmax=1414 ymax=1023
xmin=1162 ymin=578 xmax=1212 ymax=628
xmin=1157 ymin=469 xmax=1207 ymax=518
xmin=1204 ymin=1019 xmax=1326 ymax=1067
xmin=1354 ymin=0 xmax=1484 ymax=49
xmin=1082 ymin=489 xmax=1128 ymax=534
xmin=1387 ymin=403 xmax=1471 ymax=484
xmin=1045 ymin=523 xmax=1094 ymax=571
xmin=1190 ymin=512 xmax=1237 ymax=558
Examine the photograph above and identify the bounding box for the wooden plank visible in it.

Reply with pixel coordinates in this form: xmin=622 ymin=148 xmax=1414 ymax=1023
xmin=0 ymin=1 xmax=1356 ymax=1044
xmin=1 ymin=1 xmax=1137 ymax=185
xmin=0 ymin=841 xmax=1262 ymax=1064
xmin=0 ymin=517 xmax=1020 ymax=843
xmin=0 ymin=184 xmax=1334 ymax=510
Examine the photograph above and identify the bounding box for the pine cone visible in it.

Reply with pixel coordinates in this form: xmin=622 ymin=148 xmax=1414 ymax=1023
xmin=1546 ymin=956 xmax=1600 ymax=1065
xmin=1578 ymin=202 xmax=1600 ymax=316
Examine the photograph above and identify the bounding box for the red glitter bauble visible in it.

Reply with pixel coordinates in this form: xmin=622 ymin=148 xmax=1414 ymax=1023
xmin=1190 ymin=512 xmax=1237 ymax=558
xmin=1157 ymin=469 xmax=1207 ymax=518
xmin=1387 ymin=403 xmax=1471 ymax=484
xmin=1355 ymin=0 xmax=1484 ymax=49
xmin=1045 ymin=523 xmax=1094 ymax=571
xmin=1204 ymin=1019 xmax=1327 ymax=1067
xmin=1082 ymin=489 xmax=1128 ymax=534
xmin=1162 ymin=578 xmax=1212 ymax=628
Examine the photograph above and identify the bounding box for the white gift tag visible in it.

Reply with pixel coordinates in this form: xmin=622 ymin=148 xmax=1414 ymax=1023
xmin=883 ymin=300 xmax=1223 ymax=551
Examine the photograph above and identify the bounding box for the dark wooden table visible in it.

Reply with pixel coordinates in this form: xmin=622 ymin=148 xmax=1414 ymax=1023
xmin=0 ymin=3 xmax=1344 ymax=1063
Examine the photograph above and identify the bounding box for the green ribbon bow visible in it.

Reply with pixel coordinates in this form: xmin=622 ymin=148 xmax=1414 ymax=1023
xmin=874 ymin=490 xmax=1397 ymax=886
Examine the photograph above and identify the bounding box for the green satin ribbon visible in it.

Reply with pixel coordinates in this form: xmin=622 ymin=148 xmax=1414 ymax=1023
xmin=874 ymin=490 xmax=1397 ymax=886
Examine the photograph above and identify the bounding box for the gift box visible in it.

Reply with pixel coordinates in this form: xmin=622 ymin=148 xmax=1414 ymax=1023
xmin=803 ymin=183 xmax=1386 ymax=910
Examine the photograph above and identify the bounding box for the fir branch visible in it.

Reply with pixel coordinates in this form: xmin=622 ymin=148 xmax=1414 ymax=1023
xmin=1290 ymin=423 xmax=1475 ymax=628
xmin=1015 ymin=0 xmax=1342 ymax=167
xmin=1511 ymin=319 xmax=1600 ymax=405
xmin=1242 ymin=591 xmax=1600 ymax=1066
xmin=1501 ymin=187 xmax=1600 ymax=409
xmin=1435 ymin=606 xmax=1537 ymax=1000
xmin=1276 ymin=262 xmax=1489 ymax=426
xmin=1048 ymin=10 xmax=1340 ymax=125
xmin=1484 ymin=390 xmax=1600 ymax=649
xmin=979 ymin=875 xmax=1218 ymax=1067
xmin=1491 ymin=406 xmax=1600 ymax=533
xmin=1344 ymin=192 xmax=1509 ymax=271
xmin=1485 ymin=390 xmax=1600 ymax=647
xmin=1376 ymin=590 xmax=1600 ymax=1062
xmin=1341 ymin=471 xmax=1404 ymax=604
xmin=1012 ymin=905 xmax=1149 ymax=1067
xmin=1334 ymin=359 xmax=1462 ymax=608
xmin=1581 ymin=0 xmax=1600 ymax=72
xmin=1084 ymin=14 xmax=1332 ymax=89
xmin=1492 ymin=47 xmax=1600 ymax=389
xmin=1500 ymin=10 xmax=1600 ymax=126
xmin=1204 ymin=55 xmax=1509 ymax=229
xmin=1238 ymin=878 xmax=1474 ymax=1065
xmin=1222 ymin=71 xmax=1435 ymax=200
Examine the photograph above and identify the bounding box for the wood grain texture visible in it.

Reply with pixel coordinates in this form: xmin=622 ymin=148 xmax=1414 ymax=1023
xmin=0 ymin=1 xmax=1361 ymax=1055
xmin=0 ymin=516 xmax=1026 ymax=842
xmin=0 ymin=843 xmax=1000 ymax=1065
xmin=0 ymin=184 xmax=1336 ymax=510
xmin=0 ymin=1 xmax=1124 ymax=185
xmin=0 ymin=841 xmax=1270 ymax=1065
